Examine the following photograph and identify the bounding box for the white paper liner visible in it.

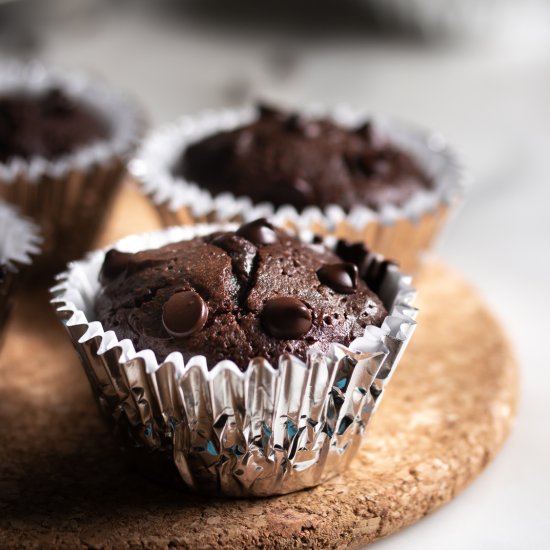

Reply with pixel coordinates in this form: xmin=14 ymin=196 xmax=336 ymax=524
xmin=0 ymin=61 xmax=142 ymax=183
xmin=130 ymin=105 xmax=462 ymax=229
xmin=51 ymin=223 xmax=417 ymax=497
xmin=0 ymin=201 xmax=41 ymax=271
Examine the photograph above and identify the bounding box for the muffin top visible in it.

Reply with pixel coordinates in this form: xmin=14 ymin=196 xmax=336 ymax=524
xmin=176 ymin=104 xmax=432 ymax=213
xmin=0 ymin=88 xmax=108 ymax=162
xmin=95 ymin=219 xmax=388 ymax=370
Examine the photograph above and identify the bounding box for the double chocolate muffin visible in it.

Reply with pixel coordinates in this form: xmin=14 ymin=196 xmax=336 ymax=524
xmin=0 ymin=64 xmax=143 ymax=276
xmin=0 ymin=88 xmax=108 ymax=162
xmin=177 ymin=104 xmax=432 ymax=212
xmin=95 ymin=219 xmax=388 ymax=370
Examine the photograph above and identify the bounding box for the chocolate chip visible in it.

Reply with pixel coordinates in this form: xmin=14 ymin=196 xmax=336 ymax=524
xmin=364 ymin=260 xmax=396 ymax=294
xmin=261 ymin=296 xmax=312 ymax=340
xmin=355 ymin=121 xmax=372 ymax=141
xmin=335 ymin=240 xmax=370 ymax=276
xmin=236 ymin=218 xmax=277 ymax=246
xmin=100 ymin=249 xmax=133 ymax=282
xmin=162 ymin=290 xmax=208 ymax=338
xmin=257 ymin=103 xmax=282 ymax=118
xmin=317 ymin=263 xmax=358 ymax=294
xmin=285 ymin=114 xmax=321 ymax=138
xmin=370 ymin=384 xmax=382 ymax=399
xmin=42 ymin=88 xmax=75 ymax=116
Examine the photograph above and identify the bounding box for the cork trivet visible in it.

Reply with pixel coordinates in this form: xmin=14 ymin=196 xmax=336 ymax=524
xmin=0 ymin=183 xmax=519 ymax=549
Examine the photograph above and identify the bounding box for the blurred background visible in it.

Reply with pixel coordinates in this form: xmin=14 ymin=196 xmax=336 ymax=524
xmin=1 ymin=0 xmax=549 ymax=547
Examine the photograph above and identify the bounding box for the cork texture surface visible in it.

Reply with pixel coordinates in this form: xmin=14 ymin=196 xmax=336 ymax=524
xmin=0 ymin=183 xmax=519 ymax=549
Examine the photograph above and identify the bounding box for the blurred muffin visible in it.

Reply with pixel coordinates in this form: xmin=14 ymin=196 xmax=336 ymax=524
xmin=132 ymin=104 xmax=461 ymax=273
xmin=0 ymin=62 xmax=143 ymax=277
xmin=0 ymin=201 xmax=41 ymax=345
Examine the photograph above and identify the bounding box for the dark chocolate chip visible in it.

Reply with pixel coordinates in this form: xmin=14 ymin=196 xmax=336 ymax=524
xmin=364 ymin=260 xmax=396 ymax=294
xmin=317 ymin=262 xmax=358 ymax=294
xmin=100 ymin=249 xmax=133 ymax=282
xmin=261 ymin=296 xmax=312 ymax=340
xmin=162 ymin=290 xmax=208 ymax=338
xmin=355 ymin=121 xmax=372 ymax=141
xmin=42 ymin=88 xmax=75 ymax=116
xmin=236 ymin=218 xmax=277 ymax=246
xmin=285 ymin=114 xmax=321 ymax=138
xmin=284 ymin=114 xmax=302 ymax=132
xmin=257 ymin=103 xmax=282 ymax=118
xmin=335 ymin=240 xmax=370 ymax=276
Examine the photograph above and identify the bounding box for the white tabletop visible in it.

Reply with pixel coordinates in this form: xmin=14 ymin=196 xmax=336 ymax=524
xmin=2 ymin=2 xmax=549 ymax=547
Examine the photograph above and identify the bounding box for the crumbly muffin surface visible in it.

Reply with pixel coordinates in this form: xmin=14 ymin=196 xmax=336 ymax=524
xmin=95 ymin=220 xmax=387 ymax=370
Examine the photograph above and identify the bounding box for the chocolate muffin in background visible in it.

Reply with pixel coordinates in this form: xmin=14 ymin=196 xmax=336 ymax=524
xmin=176 ymin=104 xmax=432 ymax=213
xmin=95 ymin=219 xmax=387 ymax=369
xmin=0 ymin=88 xmax=108 ymax=163
xmin=133 ymin=103 xmax=461 ymax=273
xmin=0 ymin=63 xmax=143 ymax=279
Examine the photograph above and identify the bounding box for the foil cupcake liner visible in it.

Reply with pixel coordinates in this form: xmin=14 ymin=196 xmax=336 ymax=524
xmin=51 ymin=223 xmax=417 ymax=497
xmin=0 ymin=201 xmax=41 ymax=344
xmin=0 ymin=62 xmax=145 ymax=276
xmin=130 ymin=105 xmax=462 ymax=273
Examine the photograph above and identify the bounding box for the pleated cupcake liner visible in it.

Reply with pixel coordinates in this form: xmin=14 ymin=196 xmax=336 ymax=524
xmin=0 ymin=62 xmax=145 ymax=276
xmin=51 ymin=223 xmax=416 ymax=497
xmin=131 ymin=105 xmax=462 ymax=273
xmin=0 ymin=201 xmax=42 ymax=344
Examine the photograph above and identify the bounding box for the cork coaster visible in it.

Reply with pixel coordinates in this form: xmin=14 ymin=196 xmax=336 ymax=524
xmin=0 ymin=183 xmax=519 ymax=549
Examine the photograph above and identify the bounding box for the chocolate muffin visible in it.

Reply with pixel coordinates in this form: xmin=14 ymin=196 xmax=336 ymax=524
xmin=95 ymin=219 xmax=387 ymax=370
xmin=176 ymin=104 xmax=432 ymax=212
xmin=0 ymin=63 xmax=143 ymax=277
xmin=0 ymin=88 xmax=108 ymax=162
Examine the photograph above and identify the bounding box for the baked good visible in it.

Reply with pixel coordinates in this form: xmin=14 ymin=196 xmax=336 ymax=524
xmin=0 ymin=88 xmax=107 ymax=162
xmin=132 ymin=104 xmax=461 ymax=273
xmin=0 ymin=63 xmax=142 ymax=276
xmin=177 ymin=104 xmax=432 ymax=212
xmin=95 ymin=219 xmax=387 ymax=369
xmin=53 ymin=221 xmax=416 ymax=496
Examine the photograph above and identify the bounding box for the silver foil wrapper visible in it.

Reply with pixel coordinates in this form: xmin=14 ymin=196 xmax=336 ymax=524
xmin=51 ymin=224 xmax=417 ymax=497
xmin=0 ymin=62 xmax=144 ymax=274
xmin=0 ymin=200 xmax=42 ymax=342
xmin=130 ymin=105 xmax=462 ymax=273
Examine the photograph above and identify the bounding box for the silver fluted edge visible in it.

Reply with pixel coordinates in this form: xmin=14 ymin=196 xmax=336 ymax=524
xmin=50 ymin=224 xmax=417 ymax=497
